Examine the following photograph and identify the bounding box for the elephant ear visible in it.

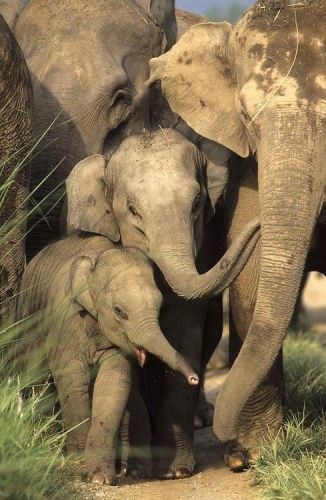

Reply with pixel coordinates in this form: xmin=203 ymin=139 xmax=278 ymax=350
xmin=149 ymin=0 xmax=177 ymax=50
xmin=66 ymin=154 xmax=120 ymax=242
xmin=70 ymin=256 xmax=97 ymax=319
xmin=148 ymin=22 xmax=249 ymax=158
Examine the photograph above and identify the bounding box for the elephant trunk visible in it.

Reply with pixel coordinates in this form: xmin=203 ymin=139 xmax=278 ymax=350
xmin=129 ymin=320 xmax=199 ymax=385
xmin=213 ymin=108 xmax=326 ymax=443
xmin=150 ymin=217 xmax=260 ymax=300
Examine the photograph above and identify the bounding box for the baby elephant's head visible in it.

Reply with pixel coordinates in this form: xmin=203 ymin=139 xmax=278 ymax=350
xmin=70 ymin=247 xmax=199 ymax=386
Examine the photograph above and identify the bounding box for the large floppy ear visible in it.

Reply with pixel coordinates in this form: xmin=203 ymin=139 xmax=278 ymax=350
xmin=66 ymin=154 xmax=120 ymax=242
xmin=70 ymin=256 xmax=97 ymax=318
xmin=149 ymin=0 xmax=177 ymax=50
xmin=148 ymin=22 xmax=249 ymax=158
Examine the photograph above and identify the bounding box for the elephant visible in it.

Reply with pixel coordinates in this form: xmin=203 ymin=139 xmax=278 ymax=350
xmin=65 ymin=133 xmax=260 ymax=478
xmin=16 ymin=232 xmax=199 ymax=485
xmin=14 ymin=0 xmax=177 ymax=258
xmin=0 ymin=0 xmax=23 ymax=29
xmin=148 ymin=0 xmax=326 ymax=468
xmin=0 ymin=14 xmax=33 ymax=317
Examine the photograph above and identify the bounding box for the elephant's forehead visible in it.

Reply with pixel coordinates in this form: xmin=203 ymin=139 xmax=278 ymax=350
xmin=109 ymin=279 xmax=161 ymax=307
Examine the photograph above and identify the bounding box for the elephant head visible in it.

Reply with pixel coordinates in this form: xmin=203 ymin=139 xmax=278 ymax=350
xmin=14 ymin=0 xmax=176 ymax=255
xmin=70 ymin=246 xmax=199 ymax=385
xmin=148 ymin=1 xmax=326 ymax=442
xmin=66 ymin=131 xmax=260 ymax=299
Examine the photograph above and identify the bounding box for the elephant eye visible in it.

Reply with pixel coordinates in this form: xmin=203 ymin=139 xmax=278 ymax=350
xmin=128 ymin=204 xmax=140 ymax=218
xmin=113 ymin=89 xmax=132 ymax=107
xmin=192 ymin=194 xmax=201 ymax=213
xmin=113 ymin=305 xmax=129 ymax=320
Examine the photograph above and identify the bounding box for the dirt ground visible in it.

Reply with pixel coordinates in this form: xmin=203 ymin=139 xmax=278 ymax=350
xmin=76 ymin=273 xmax=326 ymax=500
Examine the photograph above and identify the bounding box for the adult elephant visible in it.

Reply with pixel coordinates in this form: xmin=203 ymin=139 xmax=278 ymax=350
xmin=0 ymin=0 xmax=23 ymax=29
xmin=14 ymin=0 xmax=176 ymax=258
xmin=148 ymin=0 xmax=326 ymax=465
xmin=0 ymin=14 xmax=33 ymax=316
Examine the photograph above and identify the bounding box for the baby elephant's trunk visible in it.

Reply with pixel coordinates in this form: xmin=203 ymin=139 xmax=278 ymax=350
xmin=131 ymin=322 xmax=199 ymax=386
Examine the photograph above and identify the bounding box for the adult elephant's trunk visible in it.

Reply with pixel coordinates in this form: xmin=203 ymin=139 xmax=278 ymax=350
xmin=214 ymin=108 xmax=326 ymax=443
xmin=150 ymin=216 xmax=260 ymax=300
xmin=129 ymin=320 xmax=199 ymax=385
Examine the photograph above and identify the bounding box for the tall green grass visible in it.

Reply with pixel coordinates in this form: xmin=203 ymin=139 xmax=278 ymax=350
xmin=0 ymin=132 xmax=82 ymax=499
xmin=255 ymin=333 xmax=326 ymax=500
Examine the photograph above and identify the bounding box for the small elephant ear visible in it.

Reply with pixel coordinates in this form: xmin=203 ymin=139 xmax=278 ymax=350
xmin=148 ymin=22 xmax=249 ymax=158
xmin=70 ymin=256 xmax=97 ymax=319
xmin=149 ymin=0 xmax=177 ymax=50
xmin=66 ymin=154 xmax=120 ymax=242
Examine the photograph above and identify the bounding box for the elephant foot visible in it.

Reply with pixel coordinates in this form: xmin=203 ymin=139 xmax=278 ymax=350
xmin=86 ymin=461 xmax=117 ymax=485
xmin=194 ymin=390 xmax=214 ymax=429
xmin=156 ymin=465 xmax=193 ymax=480
xmin=155 ymin=450 xmax=195 ymax=479
xmin=119 ymin=460 xmax=153 ymax=479
xmin=224 ymin=441 xmax=261 ymax=472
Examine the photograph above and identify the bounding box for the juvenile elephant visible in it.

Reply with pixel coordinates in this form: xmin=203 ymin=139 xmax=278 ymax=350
xmin=14 ymin=0 xmax=176 ymax=257
xmin=0 ymin=14 xmax=32 ymax=315
xmin=65 ymin=131 xmax=260 ymax=478
xmin=148 ymin=0 xmax=326 ymax=466
xmin=16 ymin=232 xmax=198 ymax=485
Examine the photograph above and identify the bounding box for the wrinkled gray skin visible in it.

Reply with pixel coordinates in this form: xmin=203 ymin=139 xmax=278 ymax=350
xmin=14 ymin=0 xmax=176 ymax=258
xmin=16 ymin=233 xmax=199 ymax=485
xmin=0 ymin=14 xmax=32 ymax=317
xmin=149 ymin=0 xmax=326 ymax=469
xmin=65 ymin=130 xmax=260 ymax=478
xmin=0 ymin=0 xmax=23 ymax=29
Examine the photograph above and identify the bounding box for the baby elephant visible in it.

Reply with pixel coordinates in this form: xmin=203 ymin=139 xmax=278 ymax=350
xmin=16 ymin=233 xmax=198 ymax=485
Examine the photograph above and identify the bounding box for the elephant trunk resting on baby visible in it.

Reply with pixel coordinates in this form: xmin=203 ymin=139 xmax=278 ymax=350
xmin=16 ymin=232 xmax=199 ymax=485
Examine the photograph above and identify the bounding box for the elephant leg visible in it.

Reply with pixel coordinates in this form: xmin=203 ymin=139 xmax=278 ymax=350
xmin=52 ymin=358 xmax=91 ymax=453
xmin=119 ymin=365 xmax=152 ymax=479
xmin=195 ymin=295 xmax=223 ymax=429
xmin=154 ymin=297 xmax=206 ymax=479
xmin=85 ymin=352 xmax=131 ymax=486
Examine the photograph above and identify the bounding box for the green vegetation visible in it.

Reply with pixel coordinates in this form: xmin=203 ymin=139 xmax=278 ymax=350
xmin=0 ymin=370 xmax=81 ymax=499
xmin=256 ymin=332 xmax=326 ymax=500
xmin=0 ymin=144 xmax=81 ymax=499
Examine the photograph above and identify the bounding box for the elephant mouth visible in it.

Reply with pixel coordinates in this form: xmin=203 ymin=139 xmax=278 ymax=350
xmin=133 ymin=346 xmax=147 ymax=367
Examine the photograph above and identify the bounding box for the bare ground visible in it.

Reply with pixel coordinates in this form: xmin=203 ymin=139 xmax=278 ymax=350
xmin=76 ymin=273 xmax=326 ymax=499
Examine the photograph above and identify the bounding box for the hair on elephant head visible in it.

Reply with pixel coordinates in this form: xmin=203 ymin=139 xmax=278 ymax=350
xmin=66 ymin=129 xmax=260 ymax=300
xmin=14 ymin=0 xmax=177 ymax=256
xmin=148 ymin=0 xmax=326 ymax=443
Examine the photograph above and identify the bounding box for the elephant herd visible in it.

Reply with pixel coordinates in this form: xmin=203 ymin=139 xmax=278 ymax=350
xmin=1 ymin=0 xmax=325 ymax=486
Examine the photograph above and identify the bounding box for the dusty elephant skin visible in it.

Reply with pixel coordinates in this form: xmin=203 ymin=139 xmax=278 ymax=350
xmin=14 ymin=0 xmax=176 ymax=258
xmin=0 ymin=14 xmax=33 ymax=316
xmin=65 ymin=130 xmax=260 ymax=479
xmin=149 ymin=0 xmax=326 ymax=469
xmin=16 ymin=232 xmax=199 ymax=485
xmin=0 ymin=0 xmax=23 ymax=29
